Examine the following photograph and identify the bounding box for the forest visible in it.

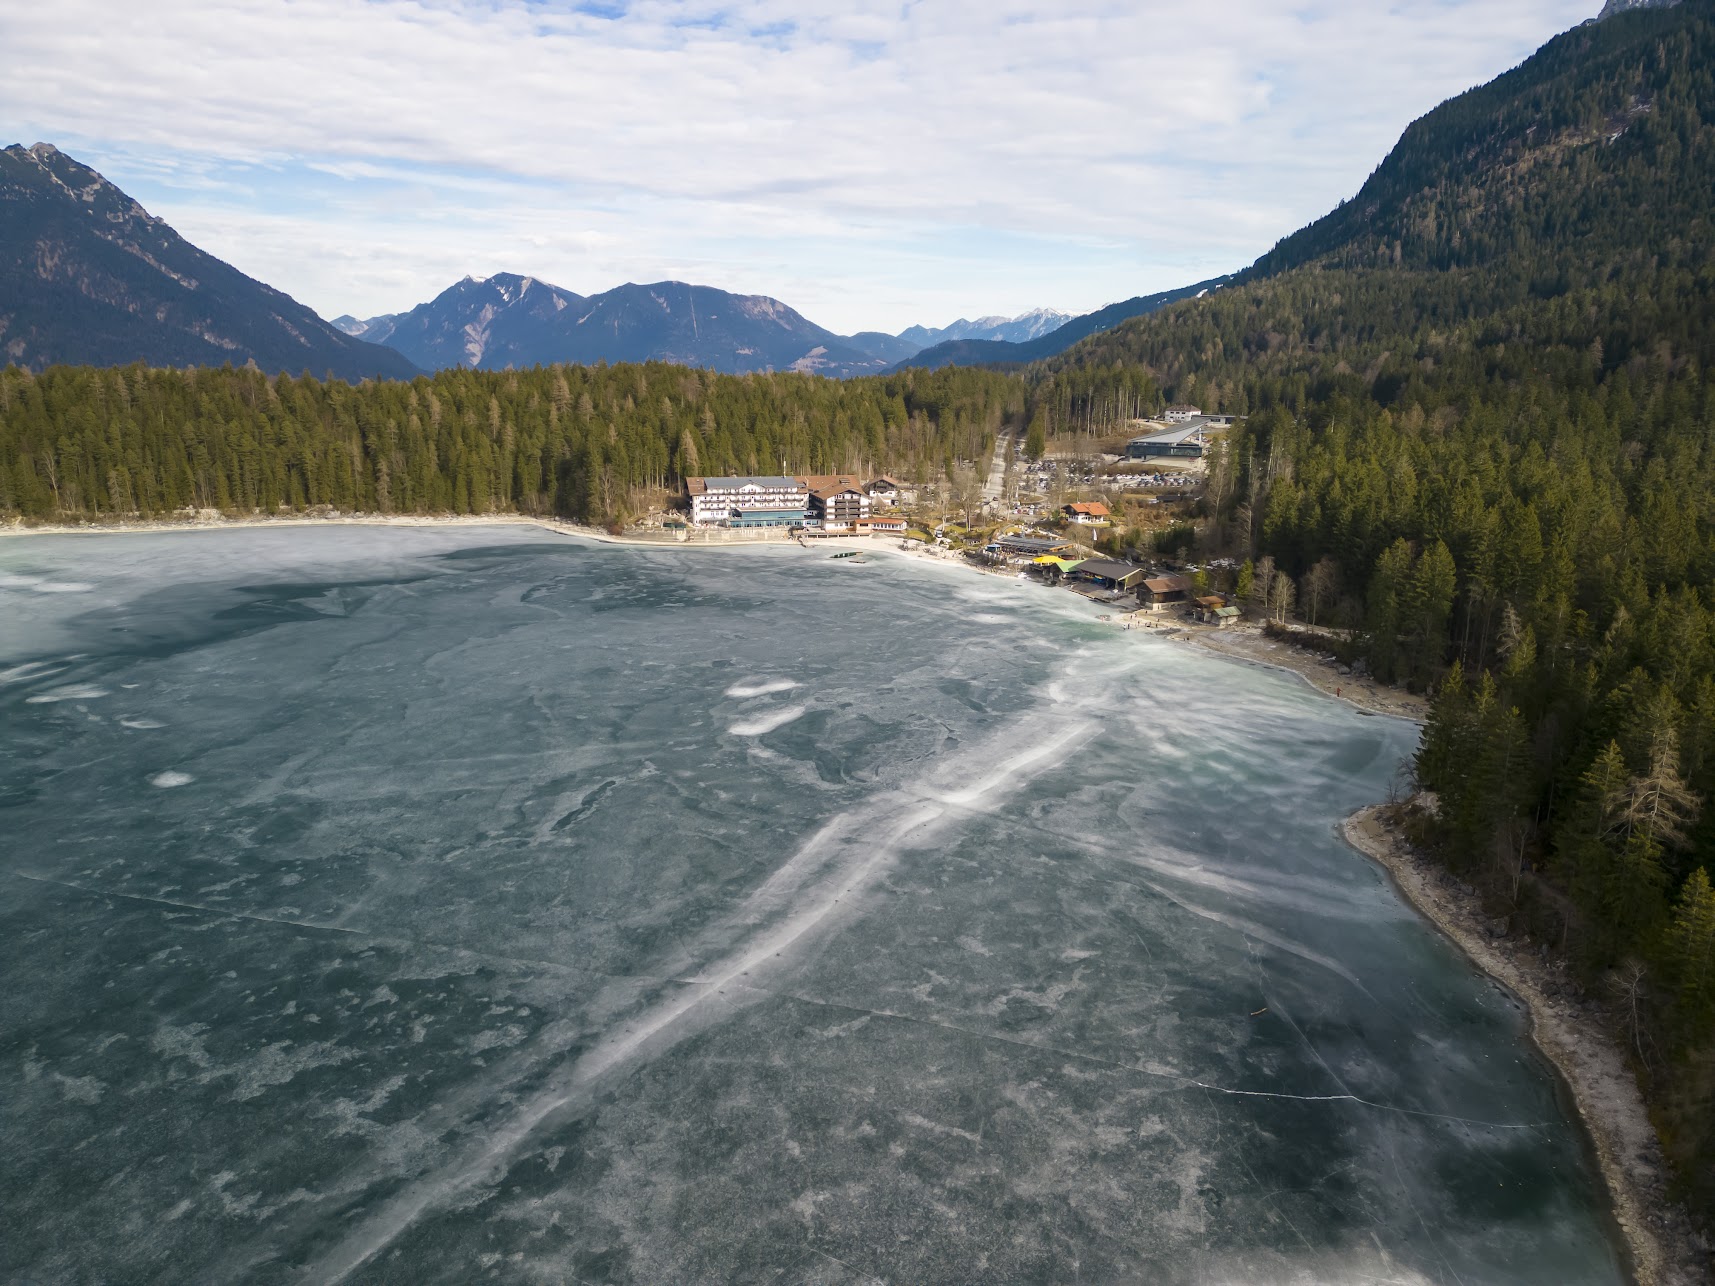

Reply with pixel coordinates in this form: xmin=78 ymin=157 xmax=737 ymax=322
xmin=0 ymin=361 xmax=1019 ymax=527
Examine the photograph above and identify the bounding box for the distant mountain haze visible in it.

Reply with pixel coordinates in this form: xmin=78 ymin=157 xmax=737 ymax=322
xmin=892 ymin=277 xmax=1231 ymax=372
xmin=0 ymin=143 xmax=419 ymax=381
xmin=896 ymin=308 xmax=1074 ymax=349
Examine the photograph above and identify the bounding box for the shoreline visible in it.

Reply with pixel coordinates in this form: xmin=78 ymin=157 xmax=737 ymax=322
xmin=1343 ymin=803 xmax=1708 ymax=1286
xmin=3 ymin=512 xmax=1424 ymax=721
xmin=1166 ymin=621 xmax=1427 ymax=720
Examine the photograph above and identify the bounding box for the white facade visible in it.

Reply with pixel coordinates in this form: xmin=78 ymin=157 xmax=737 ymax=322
xmin=688 ymin=476 xmax=809 ymax=526
xmin=811 ymin=486 xmax=870 ymax=527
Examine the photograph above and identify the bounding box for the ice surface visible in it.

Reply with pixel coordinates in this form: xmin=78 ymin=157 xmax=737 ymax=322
xmin=0 ymin=529 xmax=1625 ymax=1284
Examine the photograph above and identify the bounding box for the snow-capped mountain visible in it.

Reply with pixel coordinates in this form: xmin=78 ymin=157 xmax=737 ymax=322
xmin=896 ymin=308 xmax=1073 ymax=350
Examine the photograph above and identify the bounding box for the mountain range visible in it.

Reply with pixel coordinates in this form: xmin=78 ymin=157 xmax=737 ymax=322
xmin=0 ymin=144 xmax=418 ymax=381
xmin=331 ymin=275 xmax=915 ymax=377
xmin=333 ymin=282 xmax=1077 ymax=376
xmin=1 ymin=145 xmax=1222 ymax=382
xmin=0 ymin=143 xmax=1089 ymax=381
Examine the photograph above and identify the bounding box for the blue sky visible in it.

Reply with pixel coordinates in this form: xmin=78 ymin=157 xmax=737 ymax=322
xmin=2 ymin=0 xmax=1597 ymax=334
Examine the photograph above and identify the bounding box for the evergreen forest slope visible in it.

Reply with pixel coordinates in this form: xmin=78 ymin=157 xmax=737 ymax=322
xmin=1036 ymin=0 xmax=1715 ymax=1229
xmin=0 ymin=145 xmax=419 ymax=383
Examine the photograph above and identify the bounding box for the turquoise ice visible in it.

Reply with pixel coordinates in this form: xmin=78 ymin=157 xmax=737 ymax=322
xmin=0 ymin=528 xmax=1623 ymax=1284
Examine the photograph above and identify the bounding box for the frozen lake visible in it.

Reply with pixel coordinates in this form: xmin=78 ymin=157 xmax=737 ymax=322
xmin=1 ymin=527 xmax=1624 ymax=1284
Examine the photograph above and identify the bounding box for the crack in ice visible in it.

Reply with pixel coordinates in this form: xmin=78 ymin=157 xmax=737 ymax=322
xmin=276 ymin=718 xmax=1097 ymax=1284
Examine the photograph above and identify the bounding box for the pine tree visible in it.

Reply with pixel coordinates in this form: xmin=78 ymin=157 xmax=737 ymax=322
xmin=1661 ymin=867 xmax=1715 ymax=1035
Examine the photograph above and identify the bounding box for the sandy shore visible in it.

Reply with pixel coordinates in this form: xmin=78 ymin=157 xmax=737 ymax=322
xmin=1161 ymin=620 xmax=1427 ymax=720
xmin=1344 ymin=804 xmax=1710 ymax=1286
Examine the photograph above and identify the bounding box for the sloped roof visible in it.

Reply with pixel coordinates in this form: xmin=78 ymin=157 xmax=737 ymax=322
xmin=1078 ymin=559 xmax=1145 ymax=581
xmin=798 ymin=473 xmax=865 ymax=493
xmin=1143 ymin=575 xmax=1193 ymax=594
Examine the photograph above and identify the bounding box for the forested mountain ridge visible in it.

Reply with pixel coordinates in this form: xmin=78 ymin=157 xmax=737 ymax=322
xmin=1246 ymin=0 xmax=1707 ymax=283
xmin=1599 ymin=0 xmax=1683 ymax=18
xmin=1043 ymin=0 xmax=1713 ymax=397
xmin=0 ymin=145 xmax=420 ymax=382
xmin=1028 ymin=0 xmax=1715 ymax=1228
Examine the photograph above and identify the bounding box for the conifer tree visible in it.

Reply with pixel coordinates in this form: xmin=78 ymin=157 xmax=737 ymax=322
xmin=1661 ymin=867 xmax=1715 ymax=1034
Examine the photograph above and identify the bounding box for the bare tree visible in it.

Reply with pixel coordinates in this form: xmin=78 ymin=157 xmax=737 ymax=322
xmin=1250 ymin=555 xmax=1276 ymax=611
xmin=1268 ymin=570 xmax=1295 ymax=624
xmin=952 ymin=463 xmax=985 ymax=526
xmin=1607 ymin=959 xmax=1652 ymax=1062
xmin=1301 ymin=557 xmax=1339 ymax=628
xmin=1626 ymin=727 xmax=1702 ymax=848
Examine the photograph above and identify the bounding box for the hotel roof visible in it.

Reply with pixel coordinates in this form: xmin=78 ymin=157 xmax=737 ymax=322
xmin=693 ymin=475 xmax=807 ymax=493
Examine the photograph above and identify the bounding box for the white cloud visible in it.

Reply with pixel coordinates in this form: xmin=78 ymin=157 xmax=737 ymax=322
xmin=0 ymin=0 xmax=1598 ymax=332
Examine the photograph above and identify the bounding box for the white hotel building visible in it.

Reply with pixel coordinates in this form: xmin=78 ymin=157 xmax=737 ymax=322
xmin=686 ymin=476 xmax=809 ymax=527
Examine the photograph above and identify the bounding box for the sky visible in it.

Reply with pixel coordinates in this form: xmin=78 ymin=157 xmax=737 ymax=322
xmin=1 ymin=0 xmax=1599 ymax=335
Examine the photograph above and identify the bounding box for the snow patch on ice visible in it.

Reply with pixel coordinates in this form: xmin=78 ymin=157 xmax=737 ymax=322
xmin=121 ymin=717 xmax=166 ymax=729
xmin=728 ymin=706 xmax=806 ymax=737
xmin=0 ymin=661 xmax=64 ymax=685
xmin=0 ymin=571 xmax=95 ymax=593
xmin=25 ymin=684 xmax=109 ymax=703
xmin=725 ymin=678 xmax=800 ymax=698
xmin=150 ymin=771 xmax=195 ymax=788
